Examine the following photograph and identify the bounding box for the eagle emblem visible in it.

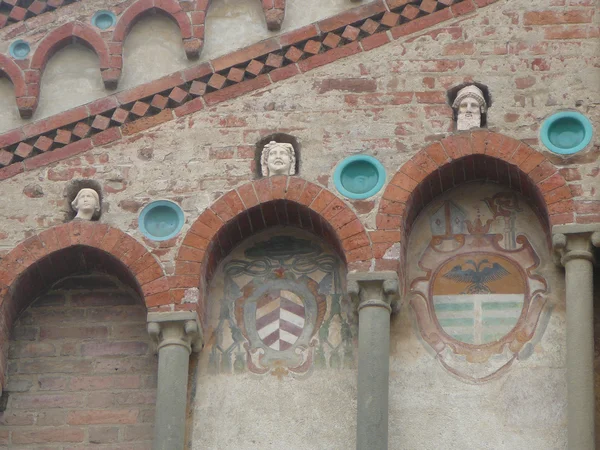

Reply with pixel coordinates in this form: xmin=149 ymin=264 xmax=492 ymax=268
xmin=443 ymin=259 xmax=510 ymax=294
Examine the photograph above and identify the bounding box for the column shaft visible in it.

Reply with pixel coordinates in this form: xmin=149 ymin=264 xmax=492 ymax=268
xmin=154 ymin=341 xmax=191 ymax=450
xmin=357 ymin=303 xmax=391 ymax=450
xmin=564 ymin=255 xmax=595 ymax=449
xmin=148 ymin=312 xmax=202 ymax=450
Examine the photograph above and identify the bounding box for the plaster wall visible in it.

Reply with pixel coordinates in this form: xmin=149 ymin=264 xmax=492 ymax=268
xmin=191 ymin=228 xmax=356 ymax=449
xmin=391 ymin=183 xmax=566 ymax=449
xmin=0 ymin=0 xmax=358 ymax=132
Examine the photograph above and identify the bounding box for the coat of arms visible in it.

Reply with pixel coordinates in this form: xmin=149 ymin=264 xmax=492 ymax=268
xmin=410 ymin=194 xmax=549 ymax=383
xmin=206 ymin=235 xmax=355 ymax=379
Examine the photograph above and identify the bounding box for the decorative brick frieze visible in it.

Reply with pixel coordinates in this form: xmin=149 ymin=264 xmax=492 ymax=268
xmin=0 ymin=0 xmax=489 ymax=179
xmin=0 ymin=0 xmax=81 ymax=30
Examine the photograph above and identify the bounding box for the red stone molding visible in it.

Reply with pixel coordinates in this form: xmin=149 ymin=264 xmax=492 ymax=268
xmin=262 ymin=0 xmax=286 ymax=31
xmin=0 ymin=0 xmax=488 ymax=168
xmin=168 ymin=177 xmax=372 ymax=319
xmin=373 ymin=131 xmax=573 ymax=272
xmin=0 ymin=53 xmax=28 ymax=117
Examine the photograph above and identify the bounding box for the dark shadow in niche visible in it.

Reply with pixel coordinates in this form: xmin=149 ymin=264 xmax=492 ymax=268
xmin=255 ymin=133 xmax=301 ymax=179
xmin=64 ymin=179 xmax=104 ymax=221
xmin=447 ymin=82 xmax=492 ymax=128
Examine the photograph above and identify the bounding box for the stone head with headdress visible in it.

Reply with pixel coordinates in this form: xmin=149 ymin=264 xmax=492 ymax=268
xmin=261 ymin=141 xmax=296 ymax=177
xmin=452 ymin=85 xmax=487 ymax=131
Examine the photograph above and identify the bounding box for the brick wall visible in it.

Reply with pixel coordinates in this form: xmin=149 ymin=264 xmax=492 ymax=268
xmin=0 ymin=273 xmax=156 ymax=449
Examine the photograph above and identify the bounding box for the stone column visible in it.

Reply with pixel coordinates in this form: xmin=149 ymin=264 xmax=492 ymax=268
xmin=347 ymin=271 xmax=399 ymax=450
xmin=147 ymin=311 xmax=203 ymax=450
xmin=553 ymin=226 xmax=600 ymax=450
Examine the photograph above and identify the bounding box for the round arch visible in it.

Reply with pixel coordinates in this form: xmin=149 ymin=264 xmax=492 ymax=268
xmin=31 ymin=22 xmax=111 ymax=72
xmin=172 ymin=177 xmax=372 ymax=318
xmin=0 ymin=221 xmax=164 ymax=392
xmin=374 ymin=131 xmax=572 ymax=272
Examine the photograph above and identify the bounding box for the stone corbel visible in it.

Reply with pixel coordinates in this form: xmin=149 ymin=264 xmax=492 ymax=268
xmin=147 ymin=311 xmax=203 ymax=354
xmin=347 ymin=271 xmax=400 ymax=312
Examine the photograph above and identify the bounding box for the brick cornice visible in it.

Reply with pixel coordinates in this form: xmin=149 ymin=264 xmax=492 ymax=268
xmin=0 ymin=0 xmax=492 ymax=180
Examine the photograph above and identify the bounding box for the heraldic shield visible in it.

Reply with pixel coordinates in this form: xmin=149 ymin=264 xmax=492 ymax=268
xmin=205 ymin=233 xmax=355 ymax=380
xmin=409 ymin=194 xmax=549 ymax=383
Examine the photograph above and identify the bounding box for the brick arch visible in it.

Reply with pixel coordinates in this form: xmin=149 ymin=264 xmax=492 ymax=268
xmin=25 ymin=22 xmax=112 ymax=116
xmin=375 ymin=131 xmax=572 ymax=271
xmin=0 ymin=53 xmax=32 ymax=118
xmin=168 ymin=177 xmax=371 ymax=319
xmin=0 ymin=221 xmax=164 ymax=391
xmin=109 ymin=0 xmax=201 ymax=86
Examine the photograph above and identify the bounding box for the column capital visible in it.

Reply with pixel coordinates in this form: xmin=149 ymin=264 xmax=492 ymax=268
xmin=147 ymin=311 xmax=203 ymax=354
xmin=347 ymin=271 xmax=400 ymax=313
xmin=552 ymin=224 xmax=599 ymax=267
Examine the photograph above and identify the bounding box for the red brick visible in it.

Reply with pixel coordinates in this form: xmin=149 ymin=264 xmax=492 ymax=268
xmin=310 ymin=190 xmax=337 ymax=213
xmin=204 ymin=75 xmax=272 ymax=106
xmin=116 ymin=72 xmax=185 ymax=104
xmin=22 ymin=106 xmax=88 ymax=139
xmin=24 ymin=139 xmax=92 ymax=171
xmin=361 ymin=31 xmax=391 ymax=51
xmin=524 ymin=10 xmax=593 ymax=25
xmin=298 ymin=42 xmax=362 ymax=73
xmin=11 ymin=427 xmax=84 ymax=444
xmin=544 ymin=185 xmax=572 ymax=204
xmin=519 ymin=152 xmax=546 ymax=174
xmin=92 ymin=127 xmax=122 ymax=146
xmin=213 ymin=38 xmax=280 ymax=72
xmin=391 ymin=8 xmax=453 ymax=39
xmin=269 ymin=64 xmax=300 ymax=82
xmin=383 ymin=184 xmax=412 ymax=203
xmin=451 ymin=0 xmax=476 ymax=16
xmin=318 ymin=1 xmax=386 ymax=33
xmin=67 ymin=410 xmax=138 ymax=425
xmin=400 ymin=160 xmax=428 ymax=182
xmin=81 ymin=342 xmax=148 ymax=357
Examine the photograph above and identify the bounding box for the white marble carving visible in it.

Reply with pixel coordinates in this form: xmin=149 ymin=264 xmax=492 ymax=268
xmin=452 ymin=85 xmax=487 ymax=131
xmin=261 ymin=141 xmax=296 ymax=177
xmin=71 ymin=188 xmax=100 ymax=220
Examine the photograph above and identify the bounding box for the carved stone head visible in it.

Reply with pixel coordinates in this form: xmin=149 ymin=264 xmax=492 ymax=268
xmin=71 ymin=188 xmax=100 ymax=221
xmin=261 ymin=141 xmax=296 ymax=177
xmin=452 ymin=85 xmax=487 ymax=131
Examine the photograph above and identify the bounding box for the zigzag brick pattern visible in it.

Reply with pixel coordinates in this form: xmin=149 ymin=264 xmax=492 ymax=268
xmin=0 ymin=0 xmax=477 ymax=178
xmin=0 ymin=0 xmax=80 ymax=29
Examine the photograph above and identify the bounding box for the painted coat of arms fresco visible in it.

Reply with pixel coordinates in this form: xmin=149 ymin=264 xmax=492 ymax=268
xmin=409 ymin=187 xmax=550 ymax=383
xmin=206 ymin=232 xmax=355 ymax=379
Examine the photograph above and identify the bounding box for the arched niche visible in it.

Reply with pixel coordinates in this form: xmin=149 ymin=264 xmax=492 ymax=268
xmin=0 ymin=241 xmax=149 ymax=391
xmin=190 ymin=222 xmax=356 ymax=449
xmin=389 ymin=181 xmax=566 ymax=447
xmin=2 ymin=271 xmax=157 ymax=447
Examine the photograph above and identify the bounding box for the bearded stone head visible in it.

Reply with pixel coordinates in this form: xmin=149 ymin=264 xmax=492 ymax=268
xmin=452 ymin=85 xmax=487 ymax=131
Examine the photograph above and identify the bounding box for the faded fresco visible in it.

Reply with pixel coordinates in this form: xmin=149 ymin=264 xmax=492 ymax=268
xmin=408 ymin=184 xmax=551 ymax=383
xmin=203 ymin=230 xmax=355 ymax=379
